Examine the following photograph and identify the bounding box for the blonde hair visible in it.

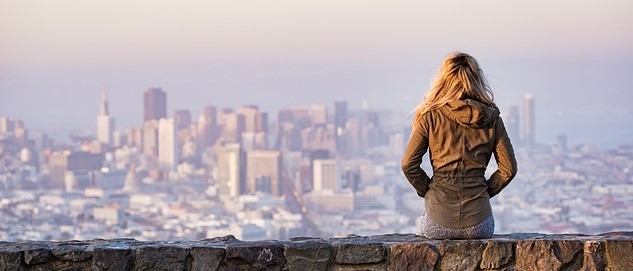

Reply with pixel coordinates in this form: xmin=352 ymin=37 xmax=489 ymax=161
xmin=413 ymin=52 xmax=495 ymax=125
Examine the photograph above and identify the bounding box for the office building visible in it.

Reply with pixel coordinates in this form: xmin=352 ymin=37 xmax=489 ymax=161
xmin=96 ymin=90 xmax=115 ymax=145
xmin=304 ymin=190 xmax=354 ymax=214
xmin=246 ymin=150 xmax=282 ymax=196
xmin=144 ymin=88 xmax=167 ymax=122
xmin=238 ymin=105 xmax=268 ymax=150
xmin=313 ymin=159 xmax=339 ymax=192
xmin=238 ymin=105 xmax=260 ymax=133
xmin=334 ymin=101 xmax=348 ymax=132
xmin=217 ymin=143 xmax=245 ymax=197
xmin=142 ymin=120 xmax=159 ymax=157
xmin=197 ymin=105 xmax=220 ymax=149
xmin=158 ymin=118 xmax=178 ymax=170
xmin=48 ymin=151 xmax=103 ymax=189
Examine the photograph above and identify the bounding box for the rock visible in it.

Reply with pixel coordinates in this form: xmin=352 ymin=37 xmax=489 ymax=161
xmin=33 ymin=258 xmax=91 ymax=271
xmin=225 ymin=241 xmax=285 ymax=270
xmin=52 ymin=245 xmax=92 ymax=262
xmin=190 ymin=246 xmax=225 ymax=271
xmin=387 ymin=242 xmax=439 ymax=271
xmin=284 ymin=240 xmax=333 ymax=270
xmin=91 ymin=247 xmax=132 ymax=271
xmin=581 ymin=240 xmax=605 ymax=271
xmin=516 ymin=239 xmax=583 ymax=271
xmin=134 ymin=245 xmax=189 ymax=271
xmin=480 ymin=240 xmax=514 ymax=270
xmin=604 ymin=239 xmax=633 ymax=271
xmin=24 ymin=247 xmax=52 ymax=265
xmin=0 ymin=232 xmax=632 ymax=270
xmin=199 ymin=235 xmax=238 ymax=244
xmin=288 ymin=236 xmax=320 ymax=241
xmin=335 ymin=242 xmax=385 ymax=264
xmin=436 ymin=240 xmax=486 ymax=271
xmin=332 ymin=263 xmax=387 ymax=271
xmin=0 ymin=247 xmax=22 ymax=271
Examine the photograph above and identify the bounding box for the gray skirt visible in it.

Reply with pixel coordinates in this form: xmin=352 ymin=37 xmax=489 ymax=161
xmin=420 ymin=212 xmax=494 ymax=239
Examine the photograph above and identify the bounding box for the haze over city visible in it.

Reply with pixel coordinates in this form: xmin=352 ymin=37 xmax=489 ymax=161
xmin=1 ymin=0 xmax=633 ymax=148
xmin=1 ymin=1 xmax=633 ymax=243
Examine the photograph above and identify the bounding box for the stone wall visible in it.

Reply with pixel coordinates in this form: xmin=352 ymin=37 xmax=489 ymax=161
xmin=1 ymin=232 xmax=632 ymax=270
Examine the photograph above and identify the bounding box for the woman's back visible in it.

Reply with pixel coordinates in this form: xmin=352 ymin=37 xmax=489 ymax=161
xmin=420 ymin=99 xmax=514 ymax=229
xmin=401 ymin=52 xmax=517 ymax=239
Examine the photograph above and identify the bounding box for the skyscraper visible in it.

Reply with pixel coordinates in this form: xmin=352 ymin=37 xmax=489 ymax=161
xmin=195 ymin=105 xmax=219 ymax=150
xmin=246 ymin=150 xmax=282 ymax=196
xmin=158 ymin=118 xmax=178 ymax=170
xmin=237 ymin=105 xmax=268 ymax=150
xmin=142 ymin=120 xmax=159 ymax=157
xmin=523 ymin=94 xmax=535 ymax=147
xmin=96 ymin=90 xmax=115 ymax=145
xmin=144 ymin=88 xmax=167 ymax=123
xmin=238 ymin=105 xmax=261 ymax=133
xmin=217 ymin=143 xmax=245 ymax=197
xmin=334 ymin=101 xmax=348 ymax=133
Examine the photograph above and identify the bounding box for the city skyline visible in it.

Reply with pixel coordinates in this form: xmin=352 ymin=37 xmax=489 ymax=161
xmin=2 ymin=86 xmax=631 ymax=150
xmin=1 ymin=1 xmax=632 ymax=149
xmin=1 ymin=72 xmax=632 ymax=242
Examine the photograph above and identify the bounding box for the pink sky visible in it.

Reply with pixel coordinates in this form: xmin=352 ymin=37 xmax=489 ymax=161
xmin=2 ymin=0 xmax=631 ymax=69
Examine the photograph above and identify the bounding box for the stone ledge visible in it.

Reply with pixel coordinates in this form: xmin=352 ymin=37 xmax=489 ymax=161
xmin=1 ymin=232 xmax=632 ymax=270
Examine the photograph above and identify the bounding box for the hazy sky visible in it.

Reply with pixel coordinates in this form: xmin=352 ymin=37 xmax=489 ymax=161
xmin=1 ymin=0 xmax=632 ymax=147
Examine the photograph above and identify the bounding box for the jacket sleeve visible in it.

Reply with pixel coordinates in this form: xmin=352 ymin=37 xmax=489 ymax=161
xmin=487 ymin=117 xmax=518 ymax=198
xmin=401 ymin=117 xmax=431 ymax=198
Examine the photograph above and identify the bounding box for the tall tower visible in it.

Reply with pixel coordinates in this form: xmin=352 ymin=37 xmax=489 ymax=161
xmin=144 ymin=88 xmax=167 ymax=123
xmin=158 ymin=118 xmax=178 ymax=170
xmin=97 ymin=90 xmax=115 ymax=144
xmin=217 ymin=143 xmax=245 ymax=197
xmin=523 ymin=94 xmax=535 ymax=147
xmin=334 ymin=101 xmax=348 ymax=133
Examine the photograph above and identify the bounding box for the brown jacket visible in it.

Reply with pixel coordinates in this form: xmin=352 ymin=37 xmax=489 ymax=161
xmin=402 ymin=99 xmax=517 ymax=228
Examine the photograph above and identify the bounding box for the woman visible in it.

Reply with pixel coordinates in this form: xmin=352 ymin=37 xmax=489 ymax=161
xmin=402 ymin=52 xmax=517 ymax=239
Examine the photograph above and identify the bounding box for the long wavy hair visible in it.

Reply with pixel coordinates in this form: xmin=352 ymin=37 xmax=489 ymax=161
xmin=413 ymin=52 xmax=496 ymax=125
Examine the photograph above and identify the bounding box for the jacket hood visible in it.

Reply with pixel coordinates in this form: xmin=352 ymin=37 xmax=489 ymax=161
xmin=439 ymin=99 xmax=499 ymax=128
